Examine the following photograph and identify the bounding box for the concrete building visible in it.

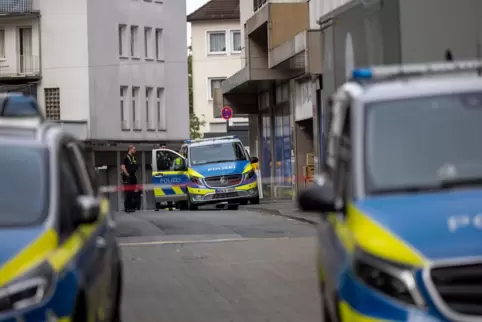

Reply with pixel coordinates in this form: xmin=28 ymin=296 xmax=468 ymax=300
xmin=218 ymin=0 xmax=482 ymax=199
xmin=216 ymin=0 xmax=323 ymax=200
xmin=187 ymin=0 xmax=249 ymax=146
xmin=0 ymin=0 xmax=189 ymax=210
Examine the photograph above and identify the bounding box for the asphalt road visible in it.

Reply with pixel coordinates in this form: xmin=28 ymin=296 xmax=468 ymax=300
xmin=115 ymin=207 xmax=321 ymax=322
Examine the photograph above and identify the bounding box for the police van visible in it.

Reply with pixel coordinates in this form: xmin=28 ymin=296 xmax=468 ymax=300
xmin=299 ymin=60 xmax=482 ymax=322
xmin=151 ymin=136 xmax=259 ymax=210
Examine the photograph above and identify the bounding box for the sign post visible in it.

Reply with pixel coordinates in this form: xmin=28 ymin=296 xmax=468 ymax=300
xmin=221 ymin=106 xmax=233 ymax=134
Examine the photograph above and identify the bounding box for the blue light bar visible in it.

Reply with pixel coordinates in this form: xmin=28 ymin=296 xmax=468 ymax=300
xmin=352 ymin=60 xmax=482 ymax=82
xmin=352 ymin=68 xmax=373 ymax=80
xmin=185 ymin=135 xmax=239 ymax=144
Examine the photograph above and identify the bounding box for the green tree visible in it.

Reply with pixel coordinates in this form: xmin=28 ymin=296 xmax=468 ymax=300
xmin=188 ymin=46 xmax=205 ymax=139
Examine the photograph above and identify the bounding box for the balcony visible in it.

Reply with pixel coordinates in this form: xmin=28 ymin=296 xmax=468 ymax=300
xmin=0 ymin=55 xmax=40 ymax=79
xmin=0 ymin=0 xmax=40 ymax=16
xmin=246 ymin=1 xmax=309 ymax=50
xmin=253 ymin=0 xmax=268 ymax=12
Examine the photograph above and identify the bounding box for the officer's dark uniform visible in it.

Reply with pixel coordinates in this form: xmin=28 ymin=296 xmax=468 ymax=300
xmin=122 ymin=153 xmax=138 ymax=212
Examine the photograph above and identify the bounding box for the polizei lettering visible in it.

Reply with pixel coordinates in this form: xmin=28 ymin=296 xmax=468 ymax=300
xmin=154 ymin=176 xmax=182 ymax=184
xmin=208 ymin=165 xmax=236 ymax=171
xmin=448 ymin=214 xmax=482 ymax=232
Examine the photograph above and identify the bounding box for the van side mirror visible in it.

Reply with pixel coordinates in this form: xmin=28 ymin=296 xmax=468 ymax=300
xmin=181 ymin=158 xmax=188 ymax=170
xmin=75 ymin=195 xmax=101 ymax=224
xmin=298 ymin=181 xmax=337 ymax=213
xmin=250 ymin=156 xmax=259 ymax=163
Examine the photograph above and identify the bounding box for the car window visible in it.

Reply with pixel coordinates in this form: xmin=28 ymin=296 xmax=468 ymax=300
xmin=76 ymin=144 xmax=99 ymax=194
xmin=189 ymin=142 xmax=247 ymax=165
xmin=59 ymin=147 xmax=83 ymax=236
xmin=0 ymin=145 xmax=49 ymax=226
xmin=365 ymin=92 xmax=482 ymax=193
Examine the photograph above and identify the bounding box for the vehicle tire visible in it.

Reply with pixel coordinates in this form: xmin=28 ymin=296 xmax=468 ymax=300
xmin=178 ymin=201 xmax=189 ymax=211
xmin=227 ymin=204 xmax=239 ymax=210
xmin=155 ymin=202 xmax=161 ymax=211
xmin=240 ymin=200 xmax=248 ymax=205
xmin=319 ymin=283 xmax=334 ymax=322
xmin=250 ymin=196 xmax=260 ymax=205
xmin=187 ymin=195 xmax=198 ymax=210
xmin=107 ymin=263 xmax=123 ymax=322
xmin=72 ymin=293 xmax=87 ymax=322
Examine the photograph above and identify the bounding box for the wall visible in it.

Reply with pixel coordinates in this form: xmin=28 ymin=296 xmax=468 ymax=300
xmin=191 ymin=20 xmax=246 ymax=134
xmin=240 ymin=0 xmax=255 ymax=62
xmin=86 ymin=0 xmax=189 ymax=141
xmin=37 ymin=0 xmax=91 ymax=122
xmin=399 ymin=0 xmax=480 ymax=63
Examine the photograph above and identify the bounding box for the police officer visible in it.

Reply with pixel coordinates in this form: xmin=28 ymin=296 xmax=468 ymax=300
xmin=157 ymin=143 xmax=172 ymax=171
xmin=121 ymin=145 xmax=138 ymax=212
xmin=171 ymin=149 xmax=185 ymax=171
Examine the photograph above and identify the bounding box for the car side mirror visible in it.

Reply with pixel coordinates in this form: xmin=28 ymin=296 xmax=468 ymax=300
xmin=75 ymin=195 xmax=101 ymax=224
xmin=250 ymin=156 xmax=259 ymax=164
xmin=297 ymin=181 xmax=338 ymax=213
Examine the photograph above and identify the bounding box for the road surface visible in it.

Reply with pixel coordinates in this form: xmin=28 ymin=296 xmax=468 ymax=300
xmin=115 ymin=207 xmax=321 ymax=322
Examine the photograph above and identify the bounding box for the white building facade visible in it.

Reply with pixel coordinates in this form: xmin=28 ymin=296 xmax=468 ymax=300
xmin=0 ymin=0 xmax=189 ymax=143
xmin=188 ymin=0 xmax=248 ymax=141
xmin=0 ymin=0 xmax=189 ymax=210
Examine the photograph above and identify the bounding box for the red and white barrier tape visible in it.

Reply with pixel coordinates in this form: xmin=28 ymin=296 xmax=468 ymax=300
xmin=99 ymin=176 xmax=317 ymax=194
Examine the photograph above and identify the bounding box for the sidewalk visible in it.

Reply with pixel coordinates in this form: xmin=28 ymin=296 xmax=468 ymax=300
xmin=241 ymin=200 xmax=321 ymax=225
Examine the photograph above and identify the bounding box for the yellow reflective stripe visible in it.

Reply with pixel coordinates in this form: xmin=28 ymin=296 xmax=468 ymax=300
xmin=242 ymin=163 xmax=253 ymax=173
xmin=0 ymin=229 xmax=58 ymax=287
xmin=235 ymin=182 xmax=257 ymax=191
xmin=187 ymin=168 xmax=204 ymax=178
xmin=58 ymin=317 xmax=72 ymax=322
xmin=172 ymin=186 xmax=184 ymax=195
xmin=345 ymin=204 xmax=427 ymax=267
xmin=187 ymin=187 xmax=215 ymax=194
xmin=154 ymin=188 xmax=165 ymax=196
xmin=339 ymin=301 xmax=384 ymax=322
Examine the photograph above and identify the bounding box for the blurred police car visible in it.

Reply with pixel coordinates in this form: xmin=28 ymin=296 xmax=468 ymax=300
xmin=0 ymin=93 xmax=122 ymax=322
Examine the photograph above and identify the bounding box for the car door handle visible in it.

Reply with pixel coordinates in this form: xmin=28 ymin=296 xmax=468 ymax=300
xmin=96 ymin=236 xmax=106 ymax=248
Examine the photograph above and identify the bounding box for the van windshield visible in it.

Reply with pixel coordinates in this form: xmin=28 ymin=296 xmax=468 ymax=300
xmin=0 ymin=145 xmax=49 ymax=226
xmin=190 ymin=142 xmax=247 ymax=165
xmin=364 ymin=92 xmax=482 ymax=194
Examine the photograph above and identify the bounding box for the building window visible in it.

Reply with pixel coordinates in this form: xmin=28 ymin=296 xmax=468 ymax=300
xmin=207 ymin=31 xmax=226 ymax=54
xmin=18 ymin=27 xmax=32 ymax=74
xmin=231 ymin=30 xmax=241 ymax=53
xmin=208 ymin=77 xmax=226 ymax=100
xmin=130 ymin=25 xmax=139 ymax=57
xmin=155 ymin=28 xmax=163 ymax=60
xmin=44 ymin=88 xmax=60 ymax=120
xmin=144 ymin=27 xmax=153 ymax=58
xmin=118 ymin=25 xmax=127 ymax=57
xmin=120 ymin=86 xmax=129 ymax=130
xmin=146 ymin=87 xmax=154 ymax=130
xmin=157 ymin=88 xmax=166 ymax=130
xmin=0 ymin=30 xmax=5 ymax=59
xmin=132 ymin=86 xmax=140 ymax=129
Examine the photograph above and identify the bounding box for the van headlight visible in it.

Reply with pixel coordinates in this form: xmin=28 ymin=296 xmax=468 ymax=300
xmin=352 ymin=248 xmax=424 ymax=307
xmin=190 ymin=176 xmax=203 ymax=185
xmin=244 ymin=170 xmax=255 ymax=181
xmin=0 ymin=261 xmax=56 ymax=313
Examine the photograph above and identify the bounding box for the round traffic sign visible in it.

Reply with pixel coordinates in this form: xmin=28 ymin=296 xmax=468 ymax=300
xmin=221 ymin=106 xmax=233 ymax=120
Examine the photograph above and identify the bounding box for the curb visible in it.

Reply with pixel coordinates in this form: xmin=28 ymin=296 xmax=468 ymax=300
xmin=242 ymin=206 xmax=319 ymax=225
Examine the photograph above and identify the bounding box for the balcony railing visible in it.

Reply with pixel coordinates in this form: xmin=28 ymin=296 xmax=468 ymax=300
xmin=0 ymin=55 xmax=40 ymax=77
xmin=253 ymin=0 xmax=268 ymax=12
xmin=0 ymin=0 xmax=39 ymax=14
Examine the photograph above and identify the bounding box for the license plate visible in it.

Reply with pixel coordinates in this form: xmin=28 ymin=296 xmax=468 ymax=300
xmin=218 ymin=188 xmax=234 ymax=193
